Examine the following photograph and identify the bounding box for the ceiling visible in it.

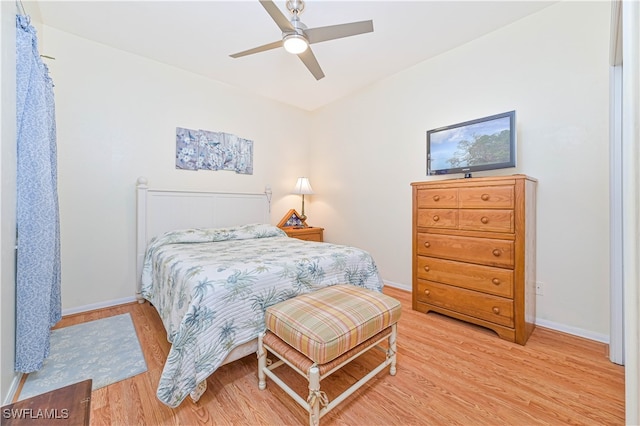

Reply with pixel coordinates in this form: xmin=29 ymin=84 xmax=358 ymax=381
xmin=31 ymin=0 xmax=556 ymax=111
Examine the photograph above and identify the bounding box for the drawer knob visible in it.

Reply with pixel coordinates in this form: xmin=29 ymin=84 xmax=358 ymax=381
xmin=433 ymin=195 xmax=440 ymax=201
xmin=433 ymin=215 xmax=440 ymax=222
xmin=424 ymin=242 xmax=431 ymax=248
xmin=492 ymin=249 xmax=501 ymax=257
xmin=481 ymin=194 xmax=490 ymax=201
xmin=481 ymin=216 xmax=489 ymax=224
xmin=424 ymin=266 xmax=430 ymax=272
xmin=492 ymin=278 xmax=501 ymax=285
xmin=424 ymin=289 xmax=431 ymax=296
xmin=492 ymin=307 xmax=500 ymax=314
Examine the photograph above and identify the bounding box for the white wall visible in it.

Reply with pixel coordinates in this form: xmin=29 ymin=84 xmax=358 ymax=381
xmin=310 ymin=1 xmax=611 ymax=340
xmin=41 ymin=27 xmax=313 ymax=311
xmin=36 ymin=2 xmax=610 ymax=337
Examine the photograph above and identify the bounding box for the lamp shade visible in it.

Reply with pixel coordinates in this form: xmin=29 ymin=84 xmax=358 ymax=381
xmin=292 ymin=177 xmax=314 ymax=195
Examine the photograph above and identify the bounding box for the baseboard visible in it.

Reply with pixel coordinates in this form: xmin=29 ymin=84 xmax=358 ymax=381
xmin=3 ymin=372 xmax=22 ymax=405
xmin=535 ymin=318 xmax=609 ymax=344
xmin=384 ymin=280 xmax=610 ymax=344
xmin=383 ymin=280 xmax=411 ymax=292
xmin=61 ymin=296 xmax=138 ymax=317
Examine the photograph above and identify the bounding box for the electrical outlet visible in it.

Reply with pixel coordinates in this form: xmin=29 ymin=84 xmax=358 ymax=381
xmin=535 ymin=282 xmax=544 ymax=295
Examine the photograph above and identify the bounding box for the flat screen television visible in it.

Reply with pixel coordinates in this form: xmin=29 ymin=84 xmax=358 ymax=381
xmin=427 ymin=110 xmax=516 ymax=177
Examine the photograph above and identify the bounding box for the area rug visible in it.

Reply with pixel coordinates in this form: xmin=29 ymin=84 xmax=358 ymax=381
xmin=19 ymin=313 xmax=147 ymax=400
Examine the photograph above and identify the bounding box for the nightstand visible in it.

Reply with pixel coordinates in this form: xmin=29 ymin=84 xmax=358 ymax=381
xmin=283 ymin=226 xmax=324 ymax=242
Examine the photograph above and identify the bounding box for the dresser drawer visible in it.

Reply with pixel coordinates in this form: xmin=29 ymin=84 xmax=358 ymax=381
xmin=459 ymin=185 xmax=514 ymax=209
xmin=416 ymin=280 xmax=514 ymax=327
xmin=294 ymin=233 xmax=322 ymax=242
xmin=416 ymin=188 xmax=458 ymax=208
xmin=459 ymin=209 xmax=514 ymax=233
xmin=283 ymin=227 xmax=324 ymax=242
xmin=416 ymin=233 xmax=514 ymax=268
xmin=417 ymin=209 xmax=458 ymax=229
xmin=416 ymin=256 xmax=513 ymax=297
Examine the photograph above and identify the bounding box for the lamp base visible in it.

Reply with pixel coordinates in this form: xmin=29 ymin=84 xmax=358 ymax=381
xmin=300 ymin=195 xmax=307 ymax=223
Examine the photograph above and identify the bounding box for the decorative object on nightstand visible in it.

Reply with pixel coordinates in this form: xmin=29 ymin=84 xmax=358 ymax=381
xmin=278 ymin=209 xmax=307 ymax=228
xmin=291 ymin=177 xmax=314 ymax=221
xmin=277 ymin=209 xmax=324 ymax=242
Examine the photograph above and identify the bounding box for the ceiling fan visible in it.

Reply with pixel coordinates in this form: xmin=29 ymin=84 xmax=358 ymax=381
xmin=229 ymin=0 xmax=374 ymax=80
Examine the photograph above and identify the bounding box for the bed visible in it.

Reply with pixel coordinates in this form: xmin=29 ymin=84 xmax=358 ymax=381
xmin=136 ymin=178 xmax=384 ymax=407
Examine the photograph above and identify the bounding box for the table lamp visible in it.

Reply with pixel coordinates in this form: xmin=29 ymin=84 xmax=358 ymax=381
xmin=291 ymin=177 xmax=314 ymax=221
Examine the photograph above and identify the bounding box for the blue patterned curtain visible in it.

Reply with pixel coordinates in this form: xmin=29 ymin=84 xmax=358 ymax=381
xmin=15 ymin=14 xmax=61 ymax=373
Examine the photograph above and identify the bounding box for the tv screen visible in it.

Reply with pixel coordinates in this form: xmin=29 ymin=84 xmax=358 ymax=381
xmin=427 ymin=110 xmax=516 ymax=177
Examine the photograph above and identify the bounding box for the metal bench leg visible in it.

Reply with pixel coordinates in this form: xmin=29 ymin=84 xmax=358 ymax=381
xmin=258 ymin=332 xmax=267 ymax=390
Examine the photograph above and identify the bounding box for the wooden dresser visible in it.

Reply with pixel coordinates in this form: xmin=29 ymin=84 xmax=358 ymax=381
xmin=411 ymin=175 xmax=537 ymax=345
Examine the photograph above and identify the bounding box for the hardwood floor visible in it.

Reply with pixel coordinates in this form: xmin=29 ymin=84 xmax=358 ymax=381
xmin=42 ymin=287 xmax=624 ymax=425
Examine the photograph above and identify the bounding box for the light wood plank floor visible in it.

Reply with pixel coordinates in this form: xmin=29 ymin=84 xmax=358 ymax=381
xmin=36 ymin=287 xmax=624 ymax=425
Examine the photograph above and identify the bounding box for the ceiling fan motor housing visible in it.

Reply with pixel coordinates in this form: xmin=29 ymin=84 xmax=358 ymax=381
xmin=285 ymin=14 xmax=308 ymax=38
xmin=286 ymin=0 xmax=305 ymax=15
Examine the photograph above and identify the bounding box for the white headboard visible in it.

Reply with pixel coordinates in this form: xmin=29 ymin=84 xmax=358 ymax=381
xmin=135 ymin=176 xmax=271 ymax=301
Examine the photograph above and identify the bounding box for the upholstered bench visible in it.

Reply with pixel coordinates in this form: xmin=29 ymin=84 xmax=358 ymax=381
xmin=257 ymin=284 xmax=402 ymax=426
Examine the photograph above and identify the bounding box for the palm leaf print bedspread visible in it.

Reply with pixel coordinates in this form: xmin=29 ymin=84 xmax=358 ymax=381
xmin=140 ymin=223 xmax=383 ymax=407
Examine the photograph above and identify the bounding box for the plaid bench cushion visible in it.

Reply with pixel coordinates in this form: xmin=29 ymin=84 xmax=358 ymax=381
xmin=264 ymin=284 xmax=402 ymax=364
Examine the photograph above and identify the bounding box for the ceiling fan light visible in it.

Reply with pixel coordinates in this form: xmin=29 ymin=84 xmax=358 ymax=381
xmin=283 ymin=34 xmax=308 ymax=54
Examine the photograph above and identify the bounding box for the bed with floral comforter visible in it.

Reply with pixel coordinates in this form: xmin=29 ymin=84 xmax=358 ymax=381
xmin=140 ymin=223 xmax=383 ymax=407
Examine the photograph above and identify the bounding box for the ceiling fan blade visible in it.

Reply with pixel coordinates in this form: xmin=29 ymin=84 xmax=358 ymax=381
xmin=298 ymin=48 xmax=325 ymax=80
xmin=259 ymin=0 xmax=295 ymax=33
xmin=305 ymin=20 xmax=374 ymax=44
xmin=229 ymin=40 xmax=283 ymax=58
